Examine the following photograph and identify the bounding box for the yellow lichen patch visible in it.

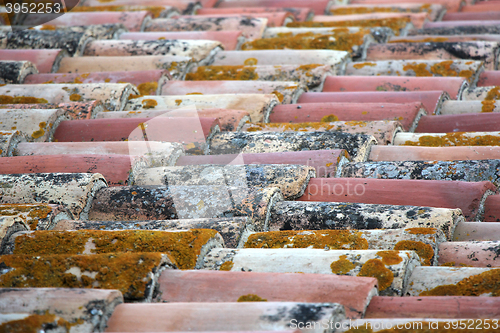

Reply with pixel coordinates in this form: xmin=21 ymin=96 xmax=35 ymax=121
xmin=272 ymin=90 xmax=284 ymax=102
xmin=321 ymin=114 xmax=339 ymax=123
xmin=141 ymin=99 xmax=158 ymax=109
xmin=185 ymin=66 xmax=259 ymax=81
xmin=357 ymin=259 xmax=394 ymax=291
xmin=430 ymin=60 xmax=459 ymax=77
xmin=403 ymin=62 xmax=432 ymax=76
xmin=219 ymin=261 xmax=234 ymax=271
xmin=440 ymin=262 xmax=456 ymax=267
xmin=377 ymin=250 xmax=403 ymax=266
xmin=394 ymin=240 xmax=434 ymax=266
xmin=388 ymin=37 xmax=449 ymax=43
xmin=330 ymin=255 xmax=356 ymax=274
xmin=0 ymin=252 xmax=166 ymax=299
xmin=403 ymin=132 xmax=500 ymax=147
xmin=174 ymin=99 xmax=182 ymax=106
xmin=0 ymin=204 xmax=53 ymax=230
xmin=482 ymin=100 xmax=496 ymax=113
xmin=0 ymin=313 xmax=70 ymax=333
xmin=137 ymin=82 xmax=158 ymax=96
xmin=344 ymin=120 xmax=368 ymax=127
xmin=352 ymin=62 xmax=376 ymax=69
xmin=0 ymin=95 xmax=48 ymax=104
xmin=420 ymin=269 xmax=500 ymax=296
xmin=40 ymin=24 xmax=56 ymax=30
xmin=244 ymin=58 xmax=258 ymax=66
xmin=13 ymin=229 xmax=218 ymax=269
xmin=237 ymin=294 xmax=267 ymax=302
xmin=485 ymin=86 xmax=500 ymax=100
xmin=406 ymin=228 xmax=437 ymax=235
xmin=244 ymin=230 xmax=369 ymax=250
xmin=31 ymin=122 xmax=47 ymax=140
xmin=69 ymin=94 xmax=82 ymax=102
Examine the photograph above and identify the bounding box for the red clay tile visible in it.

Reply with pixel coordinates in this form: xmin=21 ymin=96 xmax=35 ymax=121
xmin=216 ymin=0 xmax=332 ymax=15
xmin=53 ymin=117 xmax=219 ymax=155
xmin=29 ymin=11 xmax=153 ymax=32
xmin=160 ymin=80 xmax=304 ymax=104
xmin=157 ymin=270 xmax=377 ymax=319
xmin=24 ymin=70 xmax=170 ymax=96
xmin=269 ymin=102 xmax=426 ymax=131
xmin=365 ymin=296 xmax=500 ymax=319
xmin=176 ymin=149 xmax=349 ymax=178
xmin=453 ymin=222 xmax=500 ymax=241
xmin=297 ymin=91 xmax=447 ymax=115
xmin=119 ymin=31 xmax=244 ymax=50
xmin=443 ymin=11 xmax=500 ymax=21
xmin=182 ymin=12 xmax=294 ymax=27
xmin=424 ymin=20 xmax=500 ymax=29
xmin=369 ymin=146 xmax=500 ymax=162
xmin=322 ymin=76 xmax=467 ymax=100
xmin=415 ymin=113 xmax=500 ymax=133
xmin=105 ymin=302 xmax=344 ymax=332
xmin=484 ymin=195 xmax=500 ymax=222
xmin=0 ymin=101 xmax=105 ymax=120
xmin=0 ymin=49 xmax=66 ymax=74
xmin=478 ymin=71 xmax=500 ymax=87
xmin=197 ymin=6 xmax=313 ymax=21
xmin=144 ymin=17 xmax=267 ymax=40
xmin=96 ymin=109 xmax=250 ymax=132
xmin=0 ymin=288 xmax=123 ymax=332
xmin=438 ymin=241 xmax=500 ymax=267
xmin=298 ymin=178 xmax=495 ymax=221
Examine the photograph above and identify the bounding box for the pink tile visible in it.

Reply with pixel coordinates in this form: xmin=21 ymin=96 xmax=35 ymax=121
xmin=443 ymin=11 xmax=500 ymax=21
xmin=0 ymin=49 xmax=66 ymax=74
xmin=438 ymin=241 xmax=500 ymax=267
xmin=453 ymin=222 xmax=500 ymax=241
xmin=462 ymin=3 xmax=500 ymax=12
xmin=477 ymin=71 xmax=500 ymax=87
xmin=415 ymin=113 xmax=500 ymax=133
xmin=197 ymin=7 xmax=313 ymax=21
xmin=298 ymin=178 xmax=495 ymax=221
xmin=484 ymin=195 xmax=500 ymax=222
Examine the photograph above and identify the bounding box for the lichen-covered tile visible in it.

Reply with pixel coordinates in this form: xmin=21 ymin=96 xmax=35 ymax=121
xmin=297 ymin=91 xmax=449 ymax=115
xmin=96 ymin=109 xmax=251 ymax=132
xmin=269 ymin=201 xmax=462 ymax=239
xmin=0 ymin=83 xmax=138 ymax=111
xmin=453 ymin=222 xmax=500 ymax=241
xmin=88 ymin=185 xmax=282 ymax=232
xmin=269 ymin=102 xmax=424 ymax=131
xmin=83 ymin=39 xmax=223 ymax=65
xmin=10 ymin=229 xmax=223 ymax=269
xmin=120 ymin=31 xmax=244 ymax=51
xmin=0 ymin=173 xmax=107 ymax=220
xmin=241 ymin=121 xmax=402 ymax=146
xmin=0 ymin=109 xmax=69 ymax=142
xmin=322 ymin=75 xmax=468 ymax=100
xmin=53 ymin=217 xmax=252 ymax=249
xmin=364 ymin=296 xmax=500 ymax=319
xmin=462 ymin=86 xmax=500 ymax=101
xmin=394 ymin=132 xmax=500 ymax=146
xmin=157 ymin=270 xmax=377 ymax=319
xmin=144 ymin=17 xmax=268 ymax=40
xmin=209 ymin=132 xmax=376 ymax=162
xmin=70 ymin=4 xmax=180 ymax=18
xmin=203 ymin=248 xmax=420 ymax=296
xmin=340 ymin=160 xmax=500 ymax=187
xmin=81 ymin=0 xmax=201 ymax=14
xmin=25 ymin=70 xmax=171 ymax=96
xmin=313 ymin=12 xmax=429 ymax=29
xmin=182 ymin=12 xmax=294 ymax=27
xmin=216 ymin=0 xmax=334 ymax=15
xmin=212 ymin=50 xmax=350 ymax=75
xmin=0 ymin=203 xmax=71 ymax=232
xmin=134 ymin=164 xmax=315 ymax=199
xmin=405 ymin=266 xmax=500 ymax=296
xmin=0 ymin=313 xmax=70 ymax=333
xmin=0 ymin=130 xmax=25 ymax=156
xmin=438 ymin=241 xmax=500 ymax=267
xmin=365 ymin=42 xmax=499 ymax=70
xmin=160 ymin=80 xmax=304 ymax=104
xmin=0 ymin=252 xmax=176 ymax=301
xmin=186 ymin=64 xmax=333 ymax=92
xmin=329 ymin=3 xmax=445 ymax=21
xmin=0 ymin=217 xmax=28 ymax=255
xmin=124 ymin=94 xmax=279 ymax=123
xmin=198 ymin=6 xmax=313 ymax=22
xmin=0 ymin=288 xmax=123 ymax=332
xmin=0 ymin=60 xmax=38 ymax=84
xmin=409 ymin=24 xmax=500 ymax=36
xmin=0 ymin=49 xmax=66 ymax=73
xmin=0 ymin=100 xmax=105 ymax=120
xmin=57 ymin=55 xmax=192 ymax=80
xmin=300 ymin=178 xmax=496 ymax=221
xmin=105 ymin=302 xmax=345 ymax=333
xmin=369 ymin=146 xmax=500 ymax=162
xmin=242 ymin=228 xmax=446 ymax=266
xmin=176 ymin=149 xmax=349 ymax=178
xmin=440 ymin=100 xmax=500 ymax=114
xmin=53 ymin=117 xmax=219 ymax=155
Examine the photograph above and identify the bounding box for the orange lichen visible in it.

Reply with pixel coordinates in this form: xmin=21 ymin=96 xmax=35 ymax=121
xmin=272 ymin=90 xmax=285 ymax=102
xmin=0 ymin=96 xmax=48 ymax=104
xmin=485 ymin=86 xmax=500 ymax=101
xmin=331 ymin=255 xmax=356 ymax=274
xmin=31 ymin=122 xmax=47 ymax=140
xmin=420 ymin=269 xmax=500 ymax=296
xmin=321 ymin=114 xmax=339 ymax=122
xmin=430 ymin=60 xmax=459 ymax=77
xmin=219 ymin=261 xmax=234 ymax=271
xmin=244 ymin=58 xmax=258 ymax=66
xmin=244 ymin=230 xmax=369 ymax=250
xmin=137 ymin=82 xmax=158 ymax=96
xmin=13 ymin=229 xmax=218 ymax=269
xmin=441 ymin=262 xmax=456 ymax=267
xmin=377 ymin=250 xmax=403 ymax=265
xmin=174 ymin=99 xmax=182 ymax=106
xmin=0 ymin=204 xmax=53 ymax=230
xmin=0 ymin=313 xmax=71 ymax=333
xmin=394 ymin=240 xmax=434 ymax=266
xmin=141 ymin=99 xmax=157 ymax=109
xmin=237 ymin=294 xmax=267 ymax=302
xmin=185 ymin=66 xmax=259 ymax=81
xmin=352 ymin=62 xmax=377 ymax=69
xmin=40 ymin=24 xmax=56 ymax=30
xmin=69 ymin=94 xmax=82 ymax=102
xmin=330 ymin=5 xmax=432 ymax=16
xmin=481 ymin=100 xmax=496 ymax=113
xmin=357 ymin=259 xmax=394 ymax=291
xmin=403 ymin=62 xmax=432 ymax=76
xmin=403 ymin=132 xmax=500 ymax=147
xmin=407 ymin=228 xmax=437 ymax=235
